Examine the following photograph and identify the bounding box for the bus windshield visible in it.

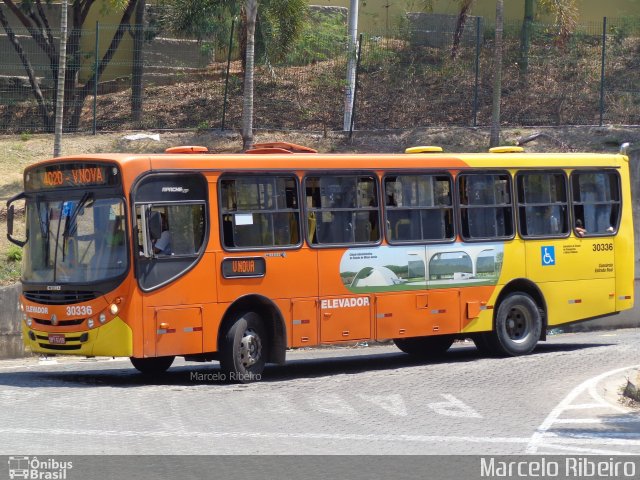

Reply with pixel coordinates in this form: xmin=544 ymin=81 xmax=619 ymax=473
xmin=23 ymin=194 xmax=128 ymax=284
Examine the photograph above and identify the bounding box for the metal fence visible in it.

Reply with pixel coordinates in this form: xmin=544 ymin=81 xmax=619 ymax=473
xmin=0 ymin=14 xmax=639 ymax=134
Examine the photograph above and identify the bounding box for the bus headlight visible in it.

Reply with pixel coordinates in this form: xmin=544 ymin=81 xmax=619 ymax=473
xmin=26 ymin=317 xmax=32 ymax=327
xmin=99 ymin=313 xmax=106 ymax=324
xmin=109 ymin=304 xmax=119 ymax=315
xmin=87 ymin=318 xmax=95 ymax=329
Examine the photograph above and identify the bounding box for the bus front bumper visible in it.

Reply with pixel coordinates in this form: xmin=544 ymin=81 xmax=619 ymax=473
xmin=22 ymin=317 xmax=133 ymax=357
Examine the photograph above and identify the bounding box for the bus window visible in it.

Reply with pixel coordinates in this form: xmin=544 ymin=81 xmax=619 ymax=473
xmin=459 ymin=173 xmax=514 ymax=241
xmin=220 ymin=175 xmax=300 ymax=249
xmin=384 ymin=174 xmax=454 ymax=243
xmin=305 ymin=175 xmax=380 ymax=246
xmin=571 ymin=171 xmax=620 ymax=236
xmin=517 ymin=171 xmax=568 ymax=237
xmin=137 ymin=204 xmax=205 ymax=257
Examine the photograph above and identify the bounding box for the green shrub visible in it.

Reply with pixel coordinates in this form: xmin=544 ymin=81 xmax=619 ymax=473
xmin=6 ymin=245 xmax=22 ymax=262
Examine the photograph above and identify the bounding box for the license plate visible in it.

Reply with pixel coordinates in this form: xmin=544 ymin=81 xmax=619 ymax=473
xmin=48 ymin=334 xmax=66 ymax=345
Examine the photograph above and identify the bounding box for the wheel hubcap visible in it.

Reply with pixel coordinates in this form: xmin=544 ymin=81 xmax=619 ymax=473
xmin=239 ymin=328 xmax=261 ymax=367
xmin=505 ymin=306 xmax=531 ymax=344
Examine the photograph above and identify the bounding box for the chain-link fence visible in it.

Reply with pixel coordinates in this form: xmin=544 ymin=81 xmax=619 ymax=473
xmin=1 ymin=13 xmax=639 ymax=134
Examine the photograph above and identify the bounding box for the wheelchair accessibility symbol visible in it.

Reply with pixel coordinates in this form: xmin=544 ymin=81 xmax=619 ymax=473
xmin=541 ymin=246 xmax=555 ymax=266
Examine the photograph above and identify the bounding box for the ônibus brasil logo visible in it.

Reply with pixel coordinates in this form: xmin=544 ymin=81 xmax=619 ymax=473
xmin=8 ymin=456 xmax=73 ymax=480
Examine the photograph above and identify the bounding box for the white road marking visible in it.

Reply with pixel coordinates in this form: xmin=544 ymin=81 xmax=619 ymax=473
xmin=307 ymin=393 xmax=357 ymax=416
xmin=553 ymin=418 xmax=640 ymax=425
xmin=527 ymin=364 xmax=640 ymax=454
xmin=427 ymin=394 xmax=483 ymax=418
xmin=1 ymin=426 xmax=639 ymax=450
xmin=358 ymin=394 xmax=408 ymax=416
xmin=0 ymin=427 xmax=532 ymax=444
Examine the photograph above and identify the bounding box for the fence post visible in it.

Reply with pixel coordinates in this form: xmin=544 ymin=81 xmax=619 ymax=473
xmin=599 ymin=16 xmax=607 ymax=127
xmin=349 ymin=33 xmax=363 ymax=140
xmin=221 ymin=18 xmax=235 ymax=131
xmin=93 ymin=21 xmax=99 ymax=135
xmin=473 ymin=15 xmax=481 ymax=127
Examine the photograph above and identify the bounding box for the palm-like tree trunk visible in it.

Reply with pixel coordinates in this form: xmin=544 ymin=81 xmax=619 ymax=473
xmin=490 ymin=0 xmax=503 ymax=148
xmin=519 ymin=0 xmax=534 ymax=75
xmin=241 ymin=0 xmax=258 ymax=151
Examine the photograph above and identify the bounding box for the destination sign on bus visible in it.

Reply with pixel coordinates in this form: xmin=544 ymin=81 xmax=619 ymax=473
xmin=25 ymin=162 xmax=119 ymax=190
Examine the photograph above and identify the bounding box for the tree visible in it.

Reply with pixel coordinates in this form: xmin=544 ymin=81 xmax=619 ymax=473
xmin=241 ymin=0 xmax=257 ymax=150
xmin=0 ymin=0 xmax=138 ymax=131
xmin=161 ymin=0 xmax=306 ymax=147
xmin=162 ymin=0 xmax=306 ymax=64
xmin=519 ymin=0 xmax=578 ymax=75
xmin=450 ymin=0 xmax=475 ymax=59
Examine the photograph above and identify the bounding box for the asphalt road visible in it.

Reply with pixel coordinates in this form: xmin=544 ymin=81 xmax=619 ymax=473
xmin=0 ymin=329 xmax=639 ymax=455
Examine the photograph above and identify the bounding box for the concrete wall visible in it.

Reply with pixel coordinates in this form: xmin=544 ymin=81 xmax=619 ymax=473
xmin=0 ymin=284 xmax=25 ymax=359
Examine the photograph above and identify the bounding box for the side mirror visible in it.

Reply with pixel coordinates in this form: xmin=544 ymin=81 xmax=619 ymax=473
xmin=6 ymin=192 xmax=27 ymax=247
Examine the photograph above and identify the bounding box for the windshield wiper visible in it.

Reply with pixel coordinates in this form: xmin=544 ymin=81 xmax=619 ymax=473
xmin=34 ymin=197 xmax=51 ymax=264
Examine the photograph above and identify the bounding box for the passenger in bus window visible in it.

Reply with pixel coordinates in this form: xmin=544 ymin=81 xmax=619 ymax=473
xmin=575 ymin=219 xmax=586 ymax=237
xmin=152 ymin=212 xmax=172 ymax=254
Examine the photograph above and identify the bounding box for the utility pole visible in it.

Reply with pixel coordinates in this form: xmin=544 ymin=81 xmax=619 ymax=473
xmin=489 ymin=0 xmax=503 ymax=148
xmin=53 ymin=0 xmax=68 ymax=157
xmin=343 ymin=0 xmax=358 ymax=131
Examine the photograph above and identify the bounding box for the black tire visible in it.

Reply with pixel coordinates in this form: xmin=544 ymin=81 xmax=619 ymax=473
xmin=130 ymin=356 xmax=175 ymax=374
xmin=488 ymin=293 xmax=542 ymax=356
xmin=393 ymin=335 xmax=455 ymax=358
xmin=472 ymin=333 xmax=495 ymax=356
xmin=219 ymin=312 xmax=268 ymax=383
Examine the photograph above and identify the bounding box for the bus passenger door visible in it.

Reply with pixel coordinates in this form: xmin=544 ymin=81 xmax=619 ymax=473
xmin=132 ymin=172 xmax=211 ymax=358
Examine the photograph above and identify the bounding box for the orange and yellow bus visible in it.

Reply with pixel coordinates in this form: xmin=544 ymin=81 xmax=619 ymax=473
xmin=6 ymin=142 xmax=634 ymax=382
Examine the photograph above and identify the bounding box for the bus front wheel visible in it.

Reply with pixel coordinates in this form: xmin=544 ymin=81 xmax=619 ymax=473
xmin=130 ymin=356 xmax=175 ymax=374
xmin=220 ymin=312 xmax=268 ymax=383
xmin=490 ymin=293 xmax=542 ymax=356
xmin=393 ymin=335 xmax=455 ymax=357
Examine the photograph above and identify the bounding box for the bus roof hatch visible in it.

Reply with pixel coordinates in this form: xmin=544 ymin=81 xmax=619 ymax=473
xmin=247 ymin=142 xmax=318 ymax=154
xmin=488 ymin=146 xmax=524 ymax=153
xmin=404 ymin=146 xmax=444 ymax=154
xmin=165 ymin=146 xmax=209 ymax=154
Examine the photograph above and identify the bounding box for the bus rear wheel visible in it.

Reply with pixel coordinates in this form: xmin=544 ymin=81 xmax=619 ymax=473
xmin=220 ymin=312 xmax=268 ymax=383
xmin=393 ymin=335 xmax=455 ymax=357
xmin=488 ymin=293 xmax=542 ymax=356
xmin=130 ymin=356 xmax=175 ymax=374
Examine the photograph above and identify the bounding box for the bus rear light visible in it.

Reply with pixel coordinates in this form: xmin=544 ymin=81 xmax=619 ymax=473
xmin=109 ymin=304 xmax=119 ymax=315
